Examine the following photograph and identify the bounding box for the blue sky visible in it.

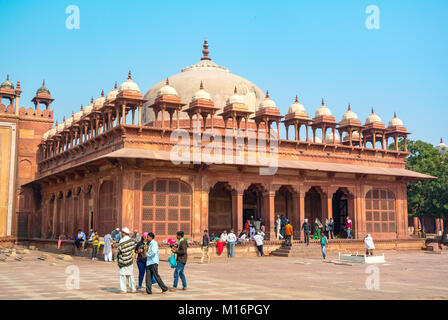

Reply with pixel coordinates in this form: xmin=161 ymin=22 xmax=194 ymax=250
xmin=0 ymin=0 xmax=446 ymax=145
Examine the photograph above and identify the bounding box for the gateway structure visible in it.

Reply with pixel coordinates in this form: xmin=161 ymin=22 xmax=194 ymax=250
xmin=1 ymin=41 xmax=432 ymax=241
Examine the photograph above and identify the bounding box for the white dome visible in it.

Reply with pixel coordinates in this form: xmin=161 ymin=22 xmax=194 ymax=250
xmin=313 ymin=136 xmax=322 ymax=143
xmin=288 ymin=96 xmax=306 ymax=114
xmin=119 ymin=72 xmax=141 ymax=93
xmin=48 ymin=127 xmax=56 ymax=138
xmin=157 ymin=79 xmax=178 ymax=97
xmin=227 ymin=87 xmax=245 ymax=105
xmin=142 ymin=41 xmax=264 ymax=123
xmin=258 ymin=91 xmax=277 ymax=110
xmin=106 ymin=84 xmax=119 ymax=101
xmin=74 ymin=106 xmax=83 ymax=121
xmin=64 ymin=117 xmax=73 ymax=129
xmin=341 ymin=105 xmax=358 ymax=123
xmin=93 ymin=91 xmax=106 ymax=109
xmin=192 ymin=81 xmax=212 ymax=101
xmin=83 ymin=99 xmax=94 ymax=116
xmin=326 ymin=132 xmax=340 ymax=144
xmin=388 ymin=113 xmax=404 ymax=127
xmin=315 ymin=99 xmax=332 ymax=117
xmin=343 ymin=131 xmax=360 ymax=142
xmin=56 ymin=121 xmax=65 ymax=133
xmin=42 ymin=130 xmax=50 ymax=141
xmin=438 ymin=139 xmax=448 ymax=154
xmin=365 ymin=109 xmax=382 ymax=125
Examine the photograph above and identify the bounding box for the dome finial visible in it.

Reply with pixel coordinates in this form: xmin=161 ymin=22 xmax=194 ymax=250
xmin=266 ymin=90 xmax=270 ymax=98
xmin=16 ymin=81 xmax=21 ymax=89
xmin=101 ymin=89 xmax=104 ymax=97
xmin=234 ymin=86 xmax=238 ymax=94
xmin=394 ymin=112 xmax=397 ymax=118
xmin=201 ymin=39 xmax=211 ymax=61
xmin=114 ymin=82 xmax=117 ymax=89
xmin=371 ymin=107 xmax=374 ymax=114
xmin=128 ymin=71 xmax=132 ymax=80
xmin=91 ymin=97 xmax=94 ymax=103
xmin=348 ymin=103 xmax=351 ymax=111
xmin=295 ymin=95 xmax=299 ymax=103
xmin=63 ymin=116 xmax=66 ymax=122
xmin=42 ymin=80 xmax=45 ymax=87
xmin=166 ymin=78 xmax=169 ymax=85
xmin=80 ymin=104 xmax=83 ymax=111
xmin=200 ymin=80 xmax=204 ymax=90
xmin=441 ymin=138 xmax=444 ymax=144
xmin=6 ymin=75 xmax=9 ymax=81
xmin=322 ymin=98 xmax=325 ymax=106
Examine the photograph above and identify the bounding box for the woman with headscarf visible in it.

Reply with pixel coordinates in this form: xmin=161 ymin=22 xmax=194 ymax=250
xmin=135 ymin=232 xmax=149 ymax=290
xmin=103 ymin=232 xmax=113 ymax=262
xmin=364 ymin=234 xmax=375 ymax=256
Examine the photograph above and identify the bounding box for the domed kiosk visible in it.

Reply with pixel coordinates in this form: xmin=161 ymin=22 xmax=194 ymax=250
xmin=142 ymin=40 xmax=265 ymax=124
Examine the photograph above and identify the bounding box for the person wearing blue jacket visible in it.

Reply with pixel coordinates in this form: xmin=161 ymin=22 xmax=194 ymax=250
xmin=145 ymin=232 xmax=168 ymax=294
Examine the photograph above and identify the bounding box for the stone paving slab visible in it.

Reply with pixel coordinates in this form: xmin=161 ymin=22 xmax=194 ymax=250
xmin=0 ymin=251 xmax=447 ymax=299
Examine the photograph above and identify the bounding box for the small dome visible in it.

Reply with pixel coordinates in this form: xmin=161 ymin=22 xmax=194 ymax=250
xmin=192 ymin=81 xmax=212 ymax=101
xmin=64 ymin=117 xmax=73 ymax=129
xmin=227 ymin=87 xmax=245 ymax=105
xmin=73 ymin=105 xmax=84 ymax=121
xmin=48 ymin=127 xmax=57 ymax=138
xmin=313 ymin=136 xmax=322 ymax=143
xmin=326 ymin=132 xmax=340 ymax=144
xmin=438 ymin=138 xmax=448 ymax=154
xmin=343 ymin=131 xmax=360 ymax=142
xmin=258 ymin=91 xmax=277 ymax=109
xmin=315 ymin=99 xmax=332 ymax=117
xmin=42 ymin=130 xmax=50 ymax=141
xmin=388 ymin=112 xmax=404 ymax=127
xmin=157 ymin=79 xmax=178 ymax=97
xmin=288 ymin=96 xmax=306 ymax=114
xmin=93 ymin=90 xmax=106 ymax=108
xmin=0 ymin=75 xmax=14 ymax=90
xmin=341 ymin=104 xmax=358 ymax=123
xmin=56 ymin=121 xmax=65 ymax=133
xmin=119 ymin=71 xmax=141 ymax=93
xmin=83 ymin=98 xmax=94 ymax=116
xmin=365 ymin=108 xmax=382 ymax=125
xmin=37 ymin=80 xmax=50 ymax=95
xmin=106 ymin=83 xmax=119 ymax=101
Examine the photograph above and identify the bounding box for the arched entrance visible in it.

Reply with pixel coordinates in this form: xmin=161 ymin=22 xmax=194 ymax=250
xmin=243 ymin=184 xmax=265 ymax=225
xmin=305 ymin=187 xmax=322 ymax=224
xmin=332 ymin=188 xmax=350 ymax=236
xmin=208 ymin=182 xmax=233 ymax=235
xmin=275 ymin=186 xmax=294 ymax=221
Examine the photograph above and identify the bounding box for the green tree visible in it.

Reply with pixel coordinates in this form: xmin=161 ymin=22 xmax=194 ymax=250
xmin=405 ymin=140 xmax=448 ymax=241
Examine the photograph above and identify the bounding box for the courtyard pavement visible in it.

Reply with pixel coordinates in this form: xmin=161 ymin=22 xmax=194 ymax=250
xmin=0 ymin=250 xmax=447 ymax=300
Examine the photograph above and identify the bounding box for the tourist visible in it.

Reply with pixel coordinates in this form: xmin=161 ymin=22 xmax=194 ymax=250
xmin=103 ymin=232 xmax=113 ymax=262
xmin=134 ymin=232 xmax=149 ymax=289
xmin=280 ymin=215 xmax=287 ymax=239
xmin=74 ymin=229 xmax=86 ymax=249
xmin=324 ymin=219 xmax=330 ymax=238
xmin=238 ymin=230 xmax=248 ymax=242
xmin=170 ymin=231 xmax=188 ymax=291
xmin=132 ymin=229 xmax=141 ymax=243
xmin=113 ymin=228 xmax=122 ymax=242
xmin=255 ymin=218 xmax=261 ymax=231
xmin=260 ymin=221 xmax=266 ymax=233
xmin=365 ymin=234 xmax=375 ymax=256
xmin=249 ymin=216 xmax=256 ymax=240
xmin=301 ymin=218 xmax=311 ymax=246
xmin=227 ymin=229 xmax=237 ymax=258
xmin=201 ymin=229 xmax=210 ymax=264
xmin=313 ymin=218 xmax=322 ymax=239
xmin=220 ymin=230 xmax=228 ymax=242
xmin=284 ymin=220 xmax=293 ymax=247
xmin=346 ymin=217 xmax=353 ymax=239
xmin=320 ymin=232 xmax=328 ymax=260
xmin=91 ymin=231 xmax=99 ymax=261
xmin=254 ymin=232 xmax=264 ymax=256
xmin=145 ymin=232 xmax=168 ymax=294
xmin=88 ymin=229 xmax=94 ymax=241
xmin=117 ymin=227 xmax=137 ymax=294
xmin=329 ymin=218 xmax=335 ymax=239
xmin=244 ymin=219 xmax=250 ymax=237
xmin=275 ymin=215 xmax=283 ymax=240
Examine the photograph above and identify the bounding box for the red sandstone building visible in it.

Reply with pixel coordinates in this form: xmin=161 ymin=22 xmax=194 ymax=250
xmin=1 ymin=41 xmax=433 ymax=242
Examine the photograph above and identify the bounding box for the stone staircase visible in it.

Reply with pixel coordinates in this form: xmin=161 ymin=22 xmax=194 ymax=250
xmin=270 ymin=242 xmax=323 ymax=258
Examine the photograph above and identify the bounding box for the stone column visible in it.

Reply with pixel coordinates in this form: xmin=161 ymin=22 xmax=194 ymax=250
xmin=413 ymin=216 xmax=420 ymax=235
xmin=232 ymin=190 xmax=243 ymax=233
xmin=298 ymin=190 xmax=306 ymax=240
xmin=291 ymin=192 xmax=299 ymax=239
xmin=262 ymin=191 xmax=275 ymax=240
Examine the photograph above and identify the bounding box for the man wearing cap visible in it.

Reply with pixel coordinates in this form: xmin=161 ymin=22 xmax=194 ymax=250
xmin=117 ymin=227 xmax=137 ymax=294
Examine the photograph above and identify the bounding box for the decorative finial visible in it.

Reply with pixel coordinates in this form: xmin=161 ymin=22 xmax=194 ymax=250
xmin=348 ymin=104 xmax=351 ymax=111
xmin=128 ymin=71 xmax=132 ymax=80
xmin=441 ymin=138 xmax=444 ymax=144
xmin=91 ymin=97 xmax=94 ymax=103
xmin=101 ymin=89 xmax=104 ymax=97
xmin=394 ymin=112 xmax=397 ymax=118
xmin=42 ymin=80 xmax=46 ymax=87
xmin=55 ymin=120 xmax=58 ymax=126
xmin=234 ymin=86 xmax=238 ymax=94
xmin=114 ymin=82 xmax=117 ymax=89
xmin=16 ymin=81 xmax=21 ymax=89
xmin=371 ymin=108 xmax=374 ymax=114
xmin=6 ymin=75 xmax=9 ymax=81
xmin=266 ymin=90 xmax=270 ymax=98
xmin=72 ymin=111 xmax=74 ymax=117
xmin=166 ymin=78 xmax=169 ymax=85
xmin=80 ymin=104 xmax=83 ymax=111
xmin=201 ymin=39 xmax=211 ymax=61
xmin=63 ymin=116 xmax=66 ymax=122
xmin=295 ymin=95 xmax=299 ymax=103
xmin=322 ymin=98 xmax=325 ymax=106
xmin=199 ymin=81 xmax=204 ymax=90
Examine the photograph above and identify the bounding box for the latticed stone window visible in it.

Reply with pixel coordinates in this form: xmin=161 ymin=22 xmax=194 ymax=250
xmin=365 ymin=189 xmax=396 ymax=233
xmin=142 ymin=179 xmax=191 ymax=237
